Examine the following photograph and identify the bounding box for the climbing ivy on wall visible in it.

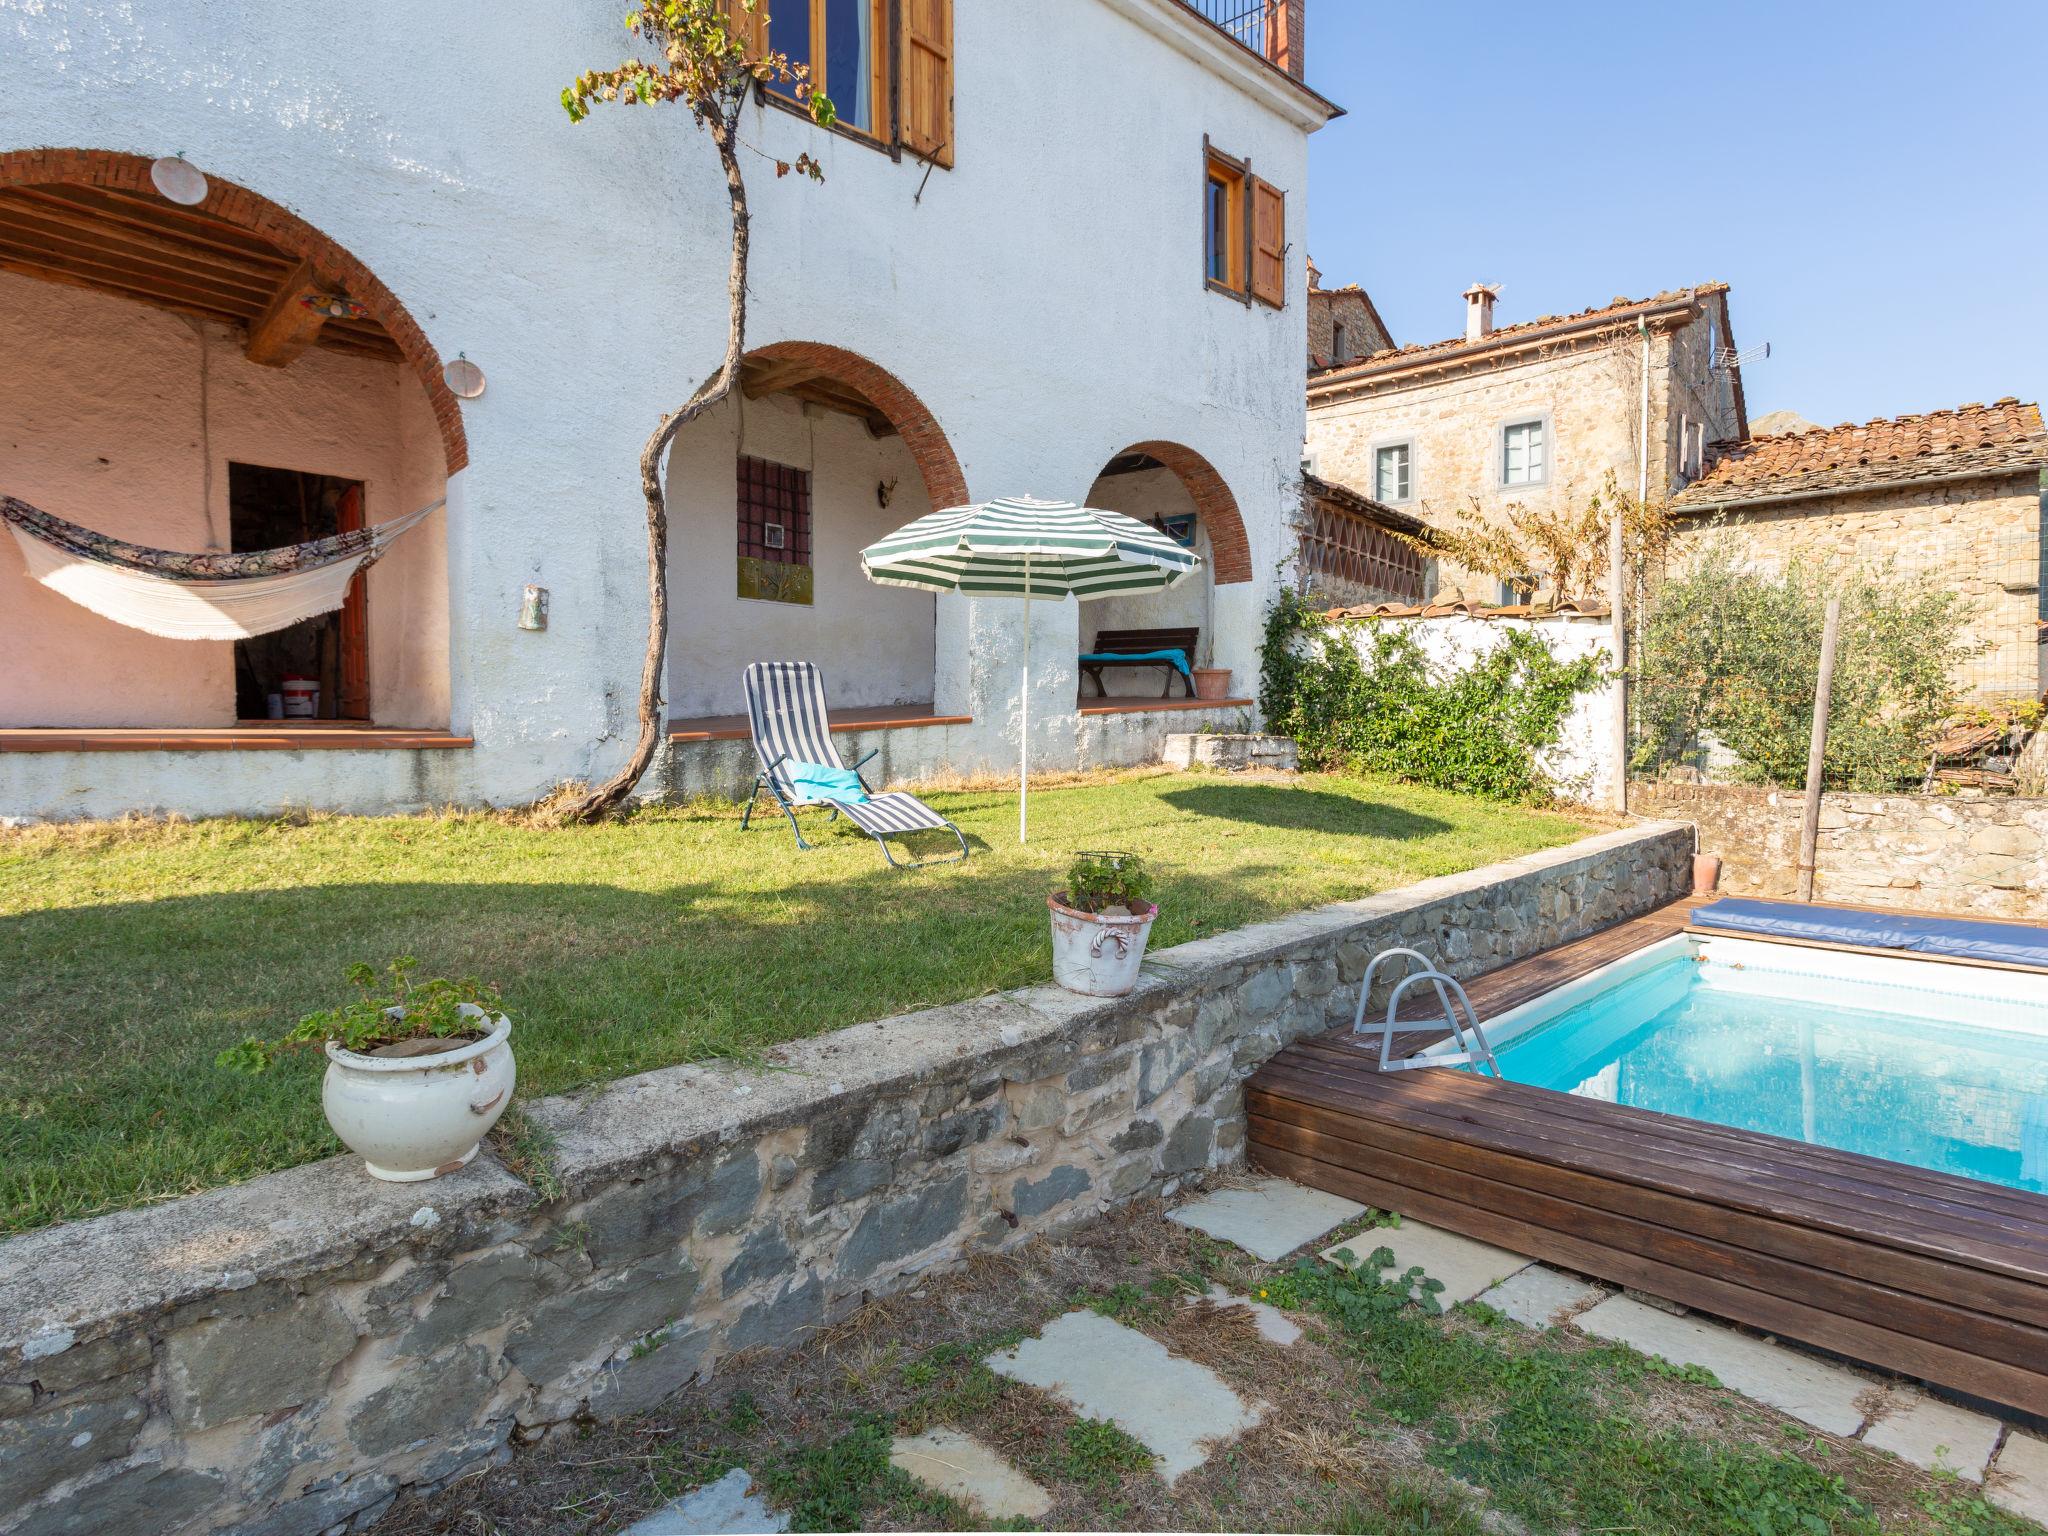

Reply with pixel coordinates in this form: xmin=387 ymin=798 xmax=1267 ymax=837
xmin=1260 ymin=590 xmax=1606 ymax=804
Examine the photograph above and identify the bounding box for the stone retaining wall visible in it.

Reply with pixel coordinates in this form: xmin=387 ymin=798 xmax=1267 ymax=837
xmin=0 ymin=824 xmax=1690 ymax=1536
xmin=1634 ymin=780 xmax=2048 ymax=919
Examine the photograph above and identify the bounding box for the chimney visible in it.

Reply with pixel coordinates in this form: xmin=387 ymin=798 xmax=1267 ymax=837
xmin=1462 ymin=283 xmax=1499 ymax=340
xmin=1263 ymin=0 xmax=1304 ymax=80
xmin=1306 ymin=253 xmax=1321 ymax=291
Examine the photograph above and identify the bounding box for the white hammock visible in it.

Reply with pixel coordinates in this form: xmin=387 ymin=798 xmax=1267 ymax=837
xmin=3 ymin=496 xmax=442 ymax=641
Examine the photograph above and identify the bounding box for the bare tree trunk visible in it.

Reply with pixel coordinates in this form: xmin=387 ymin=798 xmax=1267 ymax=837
xmin=561 ymin=113 xmax=751 ymax=823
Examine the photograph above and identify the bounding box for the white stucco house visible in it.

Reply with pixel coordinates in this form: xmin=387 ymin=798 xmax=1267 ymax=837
xmin=0 ymin=0 xmax=1337 ymax=820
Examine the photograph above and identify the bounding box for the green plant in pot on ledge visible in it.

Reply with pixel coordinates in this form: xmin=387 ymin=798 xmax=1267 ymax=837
xmin=217 ymin=958 xmax=515 ymax=1183
xmin=1049 ymin=851 xmax=1160 ymax=998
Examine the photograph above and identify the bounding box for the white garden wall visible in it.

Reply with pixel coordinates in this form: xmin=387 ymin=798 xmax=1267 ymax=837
xmin=1336 ymin=614 xmax=1620 ymax=805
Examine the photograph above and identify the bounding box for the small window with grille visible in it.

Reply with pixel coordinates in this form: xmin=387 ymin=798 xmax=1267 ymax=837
xmin=736 ymin=455 xmax=814 ymax=605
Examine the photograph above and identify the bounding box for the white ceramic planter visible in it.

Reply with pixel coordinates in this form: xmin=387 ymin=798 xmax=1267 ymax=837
xmin=1048 ymin=896 xmax=1158 ymax=997
xmin=322 ymin=1005 xmax=515 ymax=1182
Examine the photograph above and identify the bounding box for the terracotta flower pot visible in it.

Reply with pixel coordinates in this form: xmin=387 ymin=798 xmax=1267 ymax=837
xmin=1692 ymin=853 xmax=1723 ymax=897
xmin=1191 ymin=667 xmax=1232 ymax=701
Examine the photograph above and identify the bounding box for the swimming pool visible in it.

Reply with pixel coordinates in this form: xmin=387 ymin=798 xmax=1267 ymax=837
xmin=1442 ymin=934 xmax=2048 ymax=1194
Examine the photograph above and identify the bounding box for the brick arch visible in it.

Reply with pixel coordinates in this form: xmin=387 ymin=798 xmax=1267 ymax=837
xmin=1118 ymin=440 xmax=1251 ymax=584
xmin=0 ymin=147 xmax=468 ymax=475
xmin=746 ymin=341 xmax=967 ymax=510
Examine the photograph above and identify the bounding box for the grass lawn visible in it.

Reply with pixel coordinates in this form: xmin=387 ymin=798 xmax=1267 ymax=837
xmin=0 ymin=770 xmax=1593 ymax=1234
xmin=380 ymin=1196 xmax=2040 ymax=1536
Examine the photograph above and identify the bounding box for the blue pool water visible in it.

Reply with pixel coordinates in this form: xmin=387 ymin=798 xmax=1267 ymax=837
xmin=1488 ymin=952 xmax=2048 ymax=1194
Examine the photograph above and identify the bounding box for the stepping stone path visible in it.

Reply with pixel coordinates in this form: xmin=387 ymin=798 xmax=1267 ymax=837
xmin=1576 ymin=1295 xmax=1870 ymax=1437
xmin=1180 ymin=1283 xmax=1303 ymax=1346
xmin=889 ymin=1428 xmax=1052 ymax=1521
xmin=1863 ymin=1390 xmax=2003 ymax=1482
xmin=1989 ymin=1432 xmax=2048 ymax=1526
xmin=1322 ymin=1221 xmax=1529 ymax=1305
xmin=1168 ymin=1176 xmax=1365 ymax=1261
xmin=1477 ymin=1263 xmax=1608 ymax=1328
xmin=987 ymin=1309 xmax=1262 ymax=1484
xmin=621 ymin=1467 xmax=788 ymax=1535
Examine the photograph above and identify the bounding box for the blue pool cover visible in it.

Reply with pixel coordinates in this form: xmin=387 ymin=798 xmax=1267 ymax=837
xmin=1691 ymin=898 xmax=2048 ymax=970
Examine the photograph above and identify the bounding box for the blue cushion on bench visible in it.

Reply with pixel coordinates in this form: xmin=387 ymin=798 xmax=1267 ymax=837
xmin=1079 ymin=648 xmax=1193 ymax=679
xmin=1691 ymin=898 xmax=2048 ymax=970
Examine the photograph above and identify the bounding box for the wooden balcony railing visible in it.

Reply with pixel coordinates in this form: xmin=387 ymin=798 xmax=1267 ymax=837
xmin=1176 ymin=0 xmax=1303 ymax=79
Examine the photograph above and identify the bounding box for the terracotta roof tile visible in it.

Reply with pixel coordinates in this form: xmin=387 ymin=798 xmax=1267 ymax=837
xmin=1309 ymin=284 xmax=1727 ymax=382
xmin=1671 ymin=398 xmax=2048 ymax=509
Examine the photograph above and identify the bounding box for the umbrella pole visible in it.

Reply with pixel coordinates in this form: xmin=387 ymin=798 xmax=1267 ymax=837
xmin=1019 ymin=560 xmax=1031 ymax=844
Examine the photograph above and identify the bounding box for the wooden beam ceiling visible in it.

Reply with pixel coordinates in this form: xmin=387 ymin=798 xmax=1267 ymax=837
xmin=738 ymin=355 xmax=897 ymax=437
xmin=0 ymin=183 xmax=402 ymax=363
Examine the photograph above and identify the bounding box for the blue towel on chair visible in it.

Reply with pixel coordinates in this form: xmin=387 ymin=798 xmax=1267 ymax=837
xmin=785 ymin=762 xmax=868 ymax=803
xmin=1079 ymin=648 xmax=1193 ymax=679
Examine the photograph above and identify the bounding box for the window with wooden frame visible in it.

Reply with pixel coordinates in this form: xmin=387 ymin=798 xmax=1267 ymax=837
xmin=736 ymin=454 xmax=815 ymax=605
xmin=725 ymin=0 xmax=953 ymax=165
xmin=1203 ymin=141 xmax=1287 ymax=308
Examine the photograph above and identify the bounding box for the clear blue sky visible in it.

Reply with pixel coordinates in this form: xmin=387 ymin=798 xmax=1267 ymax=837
xmin=1303 ymin=1 xmax=2045 ymax=428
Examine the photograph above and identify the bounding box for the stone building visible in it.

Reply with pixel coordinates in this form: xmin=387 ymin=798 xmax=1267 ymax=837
xmin=1305 ymin=257 xmax=1392 ymax=370
xmin=1305 ymin=282 xmax=1748 ymax=599
xmin=1670 ymin=400 xmax=2048 ymax=701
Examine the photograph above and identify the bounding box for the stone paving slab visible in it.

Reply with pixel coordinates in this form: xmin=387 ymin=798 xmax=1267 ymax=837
xmin=1476 ymin=1264 xmax=1609 ymax=1329
xmin=987 ymin=1308 xmax=1262 ymax=1483
xmin=1989 ymin=1431 xmax=2048 ymax=1526
xmin=890 ymin=1428 xmax=1052 ymax=1520
xmin=1863 ymin=1391 xmax=2003 ymax=1481
xmin=621 ymin=1467 xmax=788 ymax=1535
xmin=1322 ymin=1220 xmax=1530 ymax=1305
xmin=1182 ymin=1284 xmax=1303 ymax=1346
xmin=1167 ymin=1177 xmax=1366 ymax=1262
xmin=1576 ymin=1296 xmax=1868 ymax=1437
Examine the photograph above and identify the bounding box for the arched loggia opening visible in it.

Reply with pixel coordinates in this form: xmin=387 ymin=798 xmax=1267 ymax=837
xmin=665 ymin=342 xmax=966 ymax=723
xmin=1079 ymin=439 xmax=1251 ymax=699
xmin=0 ymin=149 xmax=460 ymax=733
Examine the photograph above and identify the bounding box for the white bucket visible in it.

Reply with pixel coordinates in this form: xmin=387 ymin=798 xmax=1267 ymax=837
xmin=1048 ymin=896 xmax=1158 ymax=997
xmin=280 ymin=677 xmax=319 ymax=718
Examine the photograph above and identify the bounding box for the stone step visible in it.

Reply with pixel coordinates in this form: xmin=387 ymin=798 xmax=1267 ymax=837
xmin=620 ymin=1466 xmax=787 ymax=1535
xmin=987 ymin=1309 xmax=1261 ymax=1484
xmin=1322 ymin=1219 xmax=1530 ymax=1305
xmin=889 ymin=1428 xmax=1053 ymax=1521
xmin=1167 ymin=1176 xmax=1365 ymax=1261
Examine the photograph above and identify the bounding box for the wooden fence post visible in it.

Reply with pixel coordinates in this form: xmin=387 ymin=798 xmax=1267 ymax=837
xmin=1796 ymin=599 xmax=1843 ymax=902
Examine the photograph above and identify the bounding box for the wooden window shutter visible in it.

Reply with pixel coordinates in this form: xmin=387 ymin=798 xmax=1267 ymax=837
xmin=1250 ymin=178 xmax=1286 ymax=308
xmin=719 ymin=0 xmax=766 ymax=57
xmin=901 ymin=0 xmax=954 ymax=166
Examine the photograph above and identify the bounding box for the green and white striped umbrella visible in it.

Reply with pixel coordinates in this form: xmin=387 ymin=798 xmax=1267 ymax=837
xmin=860 ymin=494 xmax=1200 ymax=598
xmin=861 ymin=495 xmax=1203 ymax=843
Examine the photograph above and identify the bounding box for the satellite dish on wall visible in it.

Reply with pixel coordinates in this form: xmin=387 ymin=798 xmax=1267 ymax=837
xmin=149 ymin=155 xmax=210 ymax=206
xmin=441 ymin=354 xmax=487 ymax=400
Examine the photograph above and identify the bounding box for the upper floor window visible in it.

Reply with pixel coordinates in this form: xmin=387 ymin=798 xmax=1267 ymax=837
xmin=1374 ymin=442 xmax=1412 ymax=503
xmin=1501 ymin=417 xmax=1548 ymax=487
xmin=728 ymin=0 xmax=953 ymax=164
xmin=1331 ymin=322 xmax=1349 ymax=363
xmin=1204 ymin=140 xmax=1287 ymax=307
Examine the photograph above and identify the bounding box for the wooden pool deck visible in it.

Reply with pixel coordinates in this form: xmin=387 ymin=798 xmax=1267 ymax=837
xmin=1247 ymin=898 xmax=2048 ymax=1414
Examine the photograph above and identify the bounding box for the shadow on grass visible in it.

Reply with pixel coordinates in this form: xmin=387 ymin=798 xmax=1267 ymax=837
xmin=1160 ymin=782 xmax=1452 ymax=839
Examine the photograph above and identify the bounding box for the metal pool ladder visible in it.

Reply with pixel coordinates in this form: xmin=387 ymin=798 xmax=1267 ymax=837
xmin=1353 ymin=947 xmax=1501 ymax=1076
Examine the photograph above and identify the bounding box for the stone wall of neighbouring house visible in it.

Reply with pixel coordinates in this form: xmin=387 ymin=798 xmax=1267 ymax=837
xmin=0 ymin=824 xmax=1690 ymax=1536
xmin=1671 ymin=474 xmax=2045 ymax=701
xmin=1634 ymin=780 xmax=2047 ymax=918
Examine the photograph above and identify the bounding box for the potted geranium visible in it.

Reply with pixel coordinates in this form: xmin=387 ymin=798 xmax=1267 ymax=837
xmin=1049 ymin=851 xmax=1160 ymax=997
xmin=217 ymin=959 xmax=514 ymax=1183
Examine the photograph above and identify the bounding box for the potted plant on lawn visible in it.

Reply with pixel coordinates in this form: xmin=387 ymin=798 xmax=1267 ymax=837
xmin=1049 ymin=851 xmax=1160 ymax=997
xmin=217 ymin=958 xmax=514 ymax=1182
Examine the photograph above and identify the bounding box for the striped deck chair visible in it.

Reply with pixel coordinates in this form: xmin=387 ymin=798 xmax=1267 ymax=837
xmin=739 ymin=661 xmax=968 ymax=869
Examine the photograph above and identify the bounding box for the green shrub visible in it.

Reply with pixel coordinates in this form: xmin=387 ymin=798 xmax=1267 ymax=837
xmin=1260 ymin=590 xmax=1605 ymax=804
xmin=1633 ymin=544 xmax=1981 ymax=791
